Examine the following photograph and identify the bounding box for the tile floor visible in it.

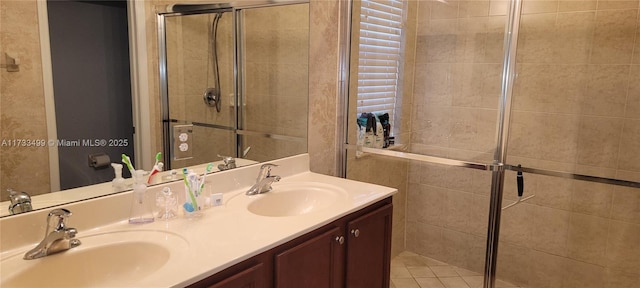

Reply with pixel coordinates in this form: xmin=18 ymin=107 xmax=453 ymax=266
xmin=390 ymin=251 xmax=520 ymax=288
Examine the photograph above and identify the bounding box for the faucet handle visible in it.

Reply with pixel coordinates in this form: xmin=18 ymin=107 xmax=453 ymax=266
xmin=260 ymin=163 xmax=278 ymax=176
xmin=260 ymin=163 xmax=278 ymax=170
xmin=47 ymin=208 xmax=72 ymax=231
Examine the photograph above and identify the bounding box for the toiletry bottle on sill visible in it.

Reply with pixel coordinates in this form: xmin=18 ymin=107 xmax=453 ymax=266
xmin=111 ymin=163 xmax=127 ymax=192
xmin=129 ymin=170 xmax=155 ymax=224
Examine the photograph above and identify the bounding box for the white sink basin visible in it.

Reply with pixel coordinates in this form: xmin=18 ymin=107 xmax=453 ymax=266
xmin=247 ymin=182 xmax=347 ymax=217
xmin=1 ymin=230 xmax=188 ymax=287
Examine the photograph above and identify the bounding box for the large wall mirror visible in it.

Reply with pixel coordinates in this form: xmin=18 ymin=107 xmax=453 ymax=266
xmin=0 ymin=0 xmax=308 ymax=218
xmin=159 ymin=1 xmax=309 ymax=170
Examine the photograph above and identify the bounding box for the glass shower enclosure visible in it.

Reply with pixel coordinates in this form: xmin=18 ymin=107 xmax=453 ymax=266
xmin=342 ymin=0 xmax=640 ymax=287
xmin=157 ymin=1 xmax=309 ymax=169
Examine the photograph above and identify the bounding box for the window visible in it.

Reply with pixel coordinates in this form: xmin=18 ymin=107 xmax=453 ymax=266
xmin=356 ymin=0 xmax=405 ymax=128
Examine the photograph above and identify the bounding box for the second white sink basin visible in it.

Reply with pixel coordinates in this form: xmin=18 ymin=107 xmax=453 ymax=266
xmin=247 ymin=182 xmax=347 ymax=217
xmin=1 ymin=230 xmax=188 ymax=287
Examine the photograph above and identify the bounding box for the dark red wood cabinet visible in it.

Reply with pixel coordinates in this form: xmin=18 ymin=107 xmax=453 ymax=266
xmin=189 ymin=197 xmax=392 ymax=288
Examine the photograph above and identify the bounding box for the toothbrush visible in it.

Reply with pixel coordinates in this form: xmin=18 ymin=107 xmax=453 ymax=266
xmin=198 ymin=163 xmax=214 ymax=193
xmin=188 ymin=171 xmax=199 ymax=197
xmin=182 ymin=168 xmax=198 ymax=212
xmin=153 ymin=152 xmax=162 ymax=168
xmin=147 ymin=162 xmax=164 ymax=184
xmin=121 ymin=154 xmax=135 ymax=175
xmin=147 ymin=153 xmax=164 ymax=184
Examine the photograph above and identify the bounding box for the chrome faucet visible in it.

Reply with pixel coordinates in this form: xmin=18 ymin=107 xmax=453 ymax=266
xmin=217 ymin=155 xmax=237 ymax=171
xmin=7 ymin=189 xmax=32 ymax=215
xmin=24 ymin=208 xmax=81 ymax=260
xmin=246 ymin=164 xmax=281 ymax=195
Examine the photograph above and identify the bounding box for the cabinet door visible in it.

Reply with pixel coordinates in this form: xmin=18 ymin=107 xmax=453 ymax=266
xmin=208 ymin=263 xmax=267 ymax=288
xmin=346 ymin=204 xmax=393 ymax=288
xmin=274 ymin=226 xmax=344 ymax=288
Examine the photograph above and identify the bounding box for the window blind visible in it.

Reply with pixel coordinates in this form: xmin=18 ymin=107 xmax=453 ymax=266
xmin=356 ymin=0 xmax=404 ymax=124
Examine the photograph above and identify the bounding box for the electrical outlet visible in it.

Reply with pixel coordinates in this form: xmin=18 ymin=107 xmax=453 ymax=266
xmin=173 ymin=124 xmax=193 ymax=160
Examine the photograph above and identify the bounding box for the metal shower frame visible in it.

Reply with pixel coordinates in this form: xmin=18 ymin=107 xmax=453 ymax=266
xmin=336 ymin=0 xmax=640 ymax=288
xmin=157 ymin=0 xmax=308 ymax=168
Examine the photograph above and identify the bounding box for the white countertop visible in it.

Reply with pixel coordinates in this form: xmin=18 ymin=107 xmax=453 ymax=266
xmin=0 ymin=154 xmax=396 ymax=287
xmin=0 ymin=158 xmax=258 ymax=217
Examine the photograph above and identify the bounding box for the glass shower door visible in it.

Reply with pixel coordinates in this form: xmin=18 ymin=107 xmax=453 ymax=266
xmin=344 ymin=0 xmax=512 ymax=286
xmin=497 ymin=0 xmax=640 ymax=287
xmin=163 ymin=12 xmax=236 ymax=168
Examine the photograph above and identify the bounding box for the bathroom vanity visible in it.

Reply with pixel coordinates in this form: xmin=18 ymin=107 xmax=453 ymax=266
xmin=190 ymin=197 xmax=392 ymax=288
xmin=0 ymin=154 xmax=396 ymax=287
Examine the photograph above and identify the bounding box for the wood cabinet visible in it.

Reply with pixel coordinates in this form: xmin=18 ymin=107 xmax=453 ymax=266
xmin=209 ymin=263 xmax=266 ymax=288
xmin=345 ymin=204 xmax=393 ymax=288
xmin=188 ymin=198 xmax=392 ymax=288
xmin=274 ymin=226 xmax=344 ymax=288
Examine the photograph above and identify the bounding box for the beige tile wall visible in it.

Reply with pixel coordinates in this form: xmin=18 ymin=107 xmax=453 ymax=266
xmin=242 ymin=4 xmax=309 ymax=162
xmin=0 ymin=0 xmax=51 ymax=197
xmin=405 ymin=0 xmax=640 ymax=287
xmin=164 ymin=13 xmax=236 ymax=168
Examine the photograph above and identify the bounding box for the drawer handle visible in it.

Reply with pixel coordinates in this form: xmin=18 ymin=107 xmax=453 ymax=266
xmin=351 ymin=229 xmax=360 ymax=237
xmin=335 ymin=236 xmax=345 ymax=245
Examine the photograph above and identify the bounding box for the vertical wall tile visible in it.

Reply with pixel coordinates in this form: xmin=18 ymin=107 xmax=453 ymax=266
xmin=528 ymin=250 xmax=567 ymax=288
xmin=567 ymin=213 xmax=609 ymax=265
xmin=553 ymin=11 xmax=595 ymax=63
xmin=618 ymin=119 xmax=640 ymax=172
xmin=539 ymin=114 xmax=580 ymax=163
xmin=591 ymin=9 xmax=637 ymax=64
xmin=507 ymin=111 xmax=545 ymax=159
xmin=522 ymin=0 xmax=559 ymax=14
xmin=625 ymin=65 xmax=640 ymax=118
xmin=583 ymin=65 xmax=630 ymax=117
xmin=558 ymin=0 xmax=598 ymax=11
xmin=572 ymin=181 xmax=613 ymax=217
xmin=407 ymin=222 xmax=446 ymax=261
xmin=562 ymin=259 xmax=607 ymax=288
xmin=443 ymin=190 xmax=474 ymax=232
xmin=512 ymin=64 xmax=587 ymax=114
xmin=459 ymin=0 xmax=491 ymax=18
xmin=611 ymin=186 xmax=640 ymax=225
xmin=597 ymin=0 xmax=640 ymax=10
xmin=530 ymin=206 xmax=570 ymax=256
xmin=500 ymin=202 xmax=533 ymax=245
xmin=531 ymin=174 xmax=573 ymax=210
xmin=605 ymin=268 xmax=640 ymax=288
xmin=606 ymin=220 xmax=640 ymax=274
xmin=431 ymin=0 xmax=460 ymax=20
xmin=496 ymin=242 xmax=531 ymax=286
xmin=576 ymin=116 xmax=624 ymax=168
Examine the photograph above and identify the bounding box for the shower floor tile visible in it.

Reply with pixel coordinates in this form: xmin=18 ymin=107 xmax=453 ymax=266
xmin=390 ymin=251 xmax=520 ymax=288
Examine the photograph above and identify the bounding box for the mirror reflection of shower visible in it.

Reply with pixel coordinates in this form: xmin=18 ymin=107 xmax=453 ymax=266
xmin=203 ymin=12 xmax=223 ymax=112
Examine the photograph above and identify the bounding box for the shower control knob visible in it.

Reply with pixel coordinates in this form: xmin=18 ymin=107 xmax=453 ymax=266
xmin=351 ymin=229 xmax=360 ymax=237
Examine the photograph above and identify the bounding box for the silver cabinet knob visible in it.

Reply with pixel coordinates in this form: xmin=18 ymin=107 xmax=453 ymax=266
xmin=351 ymin=229 xmax=360 ymax=237
xmin=335 ymin=236 xmax=345 ymax=245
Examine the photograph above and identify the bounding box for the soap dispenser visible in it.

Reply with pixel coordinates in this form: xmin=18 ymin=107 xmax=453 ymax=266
xmin=128 ymin=170 xmax=155 ymax=224
xmin=111 ymin=163 xmax=126 ymax=192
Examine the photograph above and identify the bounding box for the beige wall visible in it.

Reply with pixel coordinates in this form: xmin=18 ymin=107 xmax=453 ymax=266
xmin=242 ymin=4 xmax=309 ymax=162
xmin=0 ymin=0 xmax=51 ymax=198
